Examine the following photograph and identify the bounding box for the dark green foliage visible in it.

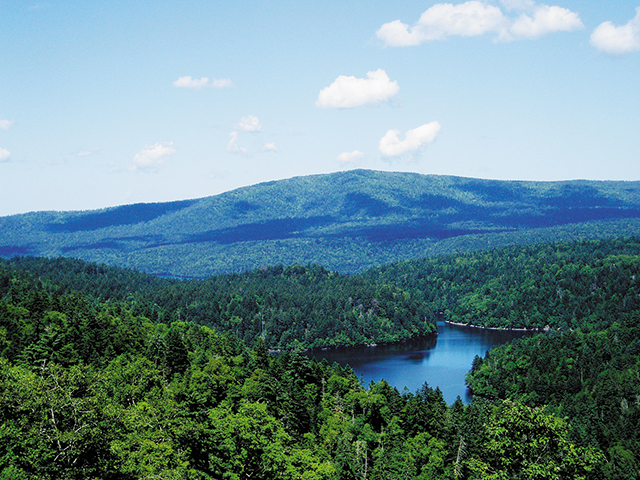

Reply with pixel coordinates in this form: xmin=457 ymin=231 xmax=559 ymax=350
xmin=464 ymin=400 xmax=604 ymax=479
xmin=0 ymin=257 xmax=434 ymax=349
xmin=466 ymin=317 xmax=640 ymax=476
xmin=0 ymin=265 xmax=453 ymax=479
xmin=2 ymin=238 xmax=640 ymax=477
xmin=366 ymin=237 xmax=640 ymax=330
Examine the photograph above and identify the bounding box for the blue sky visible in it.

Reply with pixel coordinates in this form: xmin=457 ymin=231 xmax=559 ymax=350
xmin=1 ymin=1 xmax=639 ymax=216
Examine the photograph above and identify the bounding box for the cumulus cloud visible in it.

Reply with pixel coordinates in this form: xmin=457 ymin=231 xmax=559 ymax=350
xmin=377 ymin=2 xmax=505 ymax=45
xmin=132 ymin=142 xmax=176 ymax=171
xmin=173 ymin=76 xmax=234 ymax=89
xmin=0 ymin=119 xmax=14 ymax=130
xmin=316 ymin=69 xmax=400 ymax=109
xmin=507 ymin=5 xmax=583 ymax=40
xmin=239 ymin=115 xmax=263 ymax=132
xmin=378 ymin=122 xmax=441 ymax=157
xmin=376 ymin=1 xmax=582 ymax=46
xmin=590 ymin=7 xmax=640 ymax=55
xmin=227 ymin=132 xmax=248 ymax=155
xmin=264 ymin=142 xmax=278 ymax=152
xmin=337 ymin=150 xmax=364 ymax=163
xmin=0 ymin=147 xmax=11 ymax=162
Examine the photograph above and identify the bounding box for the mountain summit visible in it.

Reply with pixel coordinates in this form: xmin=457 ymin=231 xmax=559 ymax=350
xmin=2 ymin=170 xmax=640 ymax=276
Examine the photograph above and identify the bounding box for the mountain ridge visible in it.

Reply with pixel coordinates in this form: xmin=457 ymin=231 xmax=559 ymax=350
xmin=2 ymin=169 xmax=640 ymax=276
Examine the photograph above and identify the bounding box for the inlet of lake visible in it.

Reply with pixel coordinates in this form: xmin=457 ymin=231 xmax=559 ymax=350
xmin=305 ymin=321 xmax=536 ymax=405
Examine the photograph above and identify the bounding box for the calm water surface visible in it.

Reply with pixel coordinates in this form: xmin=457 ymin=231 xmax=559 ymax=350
xmin=305 ymin=321 xmax=536 ymax=404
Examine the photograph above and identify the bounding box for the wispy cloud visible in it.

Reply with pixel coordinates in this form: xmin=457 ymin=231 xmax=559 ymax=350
xmin=29 ymin=3 xmax=50 ymax=11
xmin=211 ymin=78 xmax=234 ymax=88
xmin=77 ymin=148 xmax=101 ymax=157
xmin=173 ymin=76 xmax=234 ymax=89
xmin=590 ymin=7 xmax=640 ymax=55
xmin=227 ymin=132 xmax=248 ymax=155
xmin=239 ymin=115 xmax=263 ymax=132
xmin=379 ymin=122 xmax=441 ymax=157
xmin=316 ymin=69 xmax=399 ymax=109
xmin=131 ymin=142 xmax=176 ymax=171
xmin=264 ymin=142 xmax=278 ymax=152
xmin=0 ymin=119 xmax=14 ymax=162
xmin=376 ymin=1 xmax=583 ymax=46
xmin=337 ymin=150 xmax=364 ymax=163
xmin=0 ymin=147 xmax=11 ymax=162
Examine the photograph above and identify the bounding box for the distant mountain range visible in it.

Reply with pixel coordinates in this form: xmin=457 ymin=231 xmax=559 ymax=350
xmin=2 ymin=169 xmax=640 ymax=277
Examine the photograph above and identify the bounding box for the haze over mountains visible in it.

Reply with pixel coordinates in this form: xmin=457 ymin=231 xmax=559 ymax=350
xmin=2 ymin=169 xmax=640 ymax=277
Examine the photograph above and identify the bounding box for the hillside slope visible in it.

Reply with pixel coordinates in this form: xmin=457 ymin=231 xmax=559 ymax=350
xmin=2 ymin=169 xmax=640 ymax=276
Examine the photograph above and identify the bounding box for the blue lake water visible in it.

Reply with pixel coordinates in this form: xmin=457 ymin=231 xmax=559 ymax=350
xmin=305 ymin=321 xmax=536 ymax=404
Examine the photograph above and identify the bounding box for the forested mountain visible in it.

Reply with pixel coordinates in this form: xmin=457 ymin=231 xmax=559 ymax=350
xmin=2 ymin=170 xmax=640 ymax=276
xmin=1 ymin=254 xmax=628 ymax=479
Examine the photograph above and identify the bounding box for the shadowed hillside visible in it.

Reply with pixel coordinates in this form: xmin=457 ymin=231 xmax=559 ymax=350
xmin=2 ymin=169 xmax=640 ymax=276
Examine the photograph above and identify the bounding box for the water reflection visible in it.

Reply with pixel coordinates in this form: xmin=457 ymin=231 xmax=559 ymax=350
xmin=305 ymin=321 xmax=535 ymax=404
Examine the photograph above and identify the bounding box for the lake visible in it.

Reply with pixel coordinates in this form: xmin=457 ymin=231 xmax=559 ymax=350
xmin=305 ymin=321 xmax=536 ymax=404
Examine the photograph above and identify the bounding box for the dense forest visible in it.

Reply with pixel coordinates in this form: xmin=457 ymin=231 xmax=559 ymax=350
xmin=1 ymin=237 xmax=640 ymax=477
xmin=5 ymin=236 xmax=640 ymax=349
xmin=3 ymin=170 xmax=640 ymax=276
xmin=366 ymin=237 xmax=640 ymax=331
xmin=466 ymin=317 xmax=640 ymax=478
xmin=0 ymin=258 xmax=433 ymax=349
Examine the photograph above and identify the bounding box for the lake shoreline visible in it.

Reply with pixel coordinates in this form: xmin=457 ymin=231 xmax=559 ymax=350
xmin=299 ymin=331 xmax=439 ymax=355
xmin=303 ymin=321 xmax=532 ymax=404
xmin=445 ymin=320 xmax=546 ymax=332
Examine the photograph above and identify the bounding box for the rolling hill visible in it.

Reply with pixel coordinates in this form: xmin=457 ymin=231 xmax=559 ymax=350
xmin=2 ymin=169 xmax=640 ymax=276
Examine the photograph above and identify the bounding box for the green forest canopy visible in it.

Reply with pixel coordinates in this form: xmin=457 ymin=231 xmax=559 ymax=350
xmin=1 ymin=237 xmax=639 ymax=478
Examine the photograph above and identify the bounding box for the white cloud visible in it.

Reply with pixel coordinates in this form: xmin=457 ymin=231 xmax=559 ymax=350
xmin=507 ymin=5 xmax=583 ymax=40
xmin=376 ymin=1 xmax=582 ymax=46
xmin=132 ymin=142 xmax=176 ymax=171
xmin=0 ymin=147 xmax=11 ymax=162
xmin=239 ymin=115 xmax=263 ymax=132
xmin=337 ymin=150 xmax=364 ymax=163
xmin=264 ymin=142 xmax=278 ymax=152
xmin=227 ymin=131 xmax=248 ymax=155
xmin=0 ymin=119 xmax=14 ymax=130
xmin=316 ymin=69 xmax=400 ymax=109
xmin=172 ymin=76 xmax=234 ymax=89
xmin=419 ymin=2 xmax=505 ymax=40
xmin=173 ymin=76 xmax=209 ymax=89
xmin=378 ymin=122 xmax=441 ymax=157
xmin=377 ymin=2 xmax=506 ymax=45
xmin=376 ymin=20 xmax=429 ymax=47
xmin=590 ymin=7 xmax=640 ymax=55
